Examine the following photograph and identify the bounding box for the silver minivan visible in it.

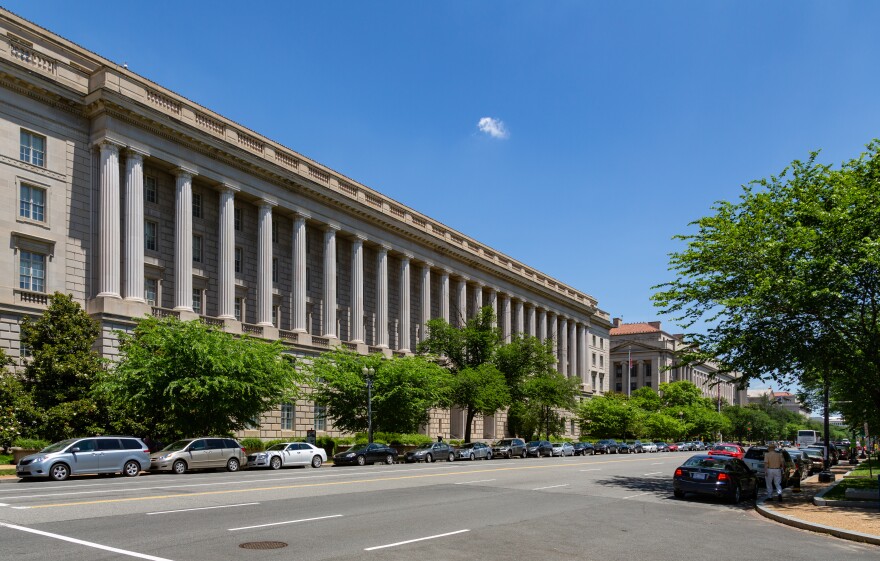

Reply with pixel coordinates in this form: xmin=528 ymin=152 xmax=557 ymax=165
xmin=16 ymin=436 xmax=150 ymax=481
xmin=149 ymin=437 xmax=247 ymax=474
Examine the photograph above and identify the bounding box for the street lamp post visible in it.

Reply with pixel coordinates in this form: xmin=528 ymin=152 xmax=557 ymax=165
xmin=362 ymin=367 xmax=374 ymax=444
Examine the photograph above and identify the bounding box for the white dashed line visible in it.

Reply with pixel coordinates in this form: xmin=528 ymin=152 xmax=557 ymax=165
xmin=147 ymin=502 xmax=259 ymax=515
xmin=622 ymin=492 xmax=651 ymax=499
xmin=454 ymin=479 xmax=496 ymax=485
xmin=0 ymin=522 xmax=174 ymax=561
xmin=365 ymin=529 xmax=470 ymax=551
xmin=532 ymin=484 xmax=569 ymax=491
xmin=228 ymin=514 xmax=342 ymax=531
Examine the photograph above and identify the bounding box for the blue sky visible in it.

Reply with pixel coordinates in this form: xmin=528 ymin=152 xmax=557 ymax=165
xmin=8 ymin=1 xmax=880 ymax=348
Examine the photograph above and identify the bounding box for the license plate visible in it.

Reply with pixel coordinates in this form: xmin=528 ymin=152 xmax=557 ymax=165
xmin=692 ymin=472 xmax=708 ymax=480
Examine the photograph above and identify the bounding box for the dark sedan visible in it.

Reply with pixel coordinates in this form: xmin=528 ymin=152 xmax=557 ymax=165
xmin=594 ymin=439 xmax=619 ymax=454
xmin=573 ymin=442 xmax=595 ymax=456
xmin=525 ymin=440 xmax=554 ymax=457
xmin=617 ymin=442 xmax=632 ymax=454
xmin=673 ymin=454 xmax=758 ymax=504
xmin=404 ymin=442 xmax=455 ymax=463
xmin=333 ymin=443 xmax=398 ymax=466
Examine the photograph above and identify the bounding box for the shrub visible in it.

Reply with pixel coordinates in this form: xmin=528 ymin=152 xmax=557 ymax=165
xmin=13 ymin=437 xmax=50 ymax=450
xmin=240 ymin=437 xmax=266 ymax=452
xmin=316 ymin=435 xmax=336 ymax=457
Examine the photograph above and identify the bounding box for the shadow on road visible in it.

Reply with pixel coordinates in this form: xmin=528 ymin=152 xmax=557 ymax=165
xmin=594 ymin=475 xmax=758 ymax=510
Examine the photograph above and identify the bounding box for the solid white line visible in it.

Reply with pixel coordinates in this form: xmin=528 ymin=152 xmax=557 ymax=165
xmin=0 ymin=522 xmax=174 ymax=561
xmin=0 ymin=503 xmax=7 ymax=506
xmin=579 ymin=469 xmax=601 ymax=472
xmin=146 ymin=502 xmax=259 ymax=515
xmin=10 ymin=506 xmax=30 ymax=510
xmin=622 ymin=492 xmax=650 ymax=499
xmin=532 ymin=484 xmax=569 ymax=491
xmin=651 ymin=462 xmax=665 ymax=465
xmin=454 ymin=479 xmax=496 ymax=485
xmin=643 ymin=472 xmax=663 ymax=476
xmin=228 ymin=514 xmax=342 ymax=531
xmin=365 ymin=529 xmax=469 ymax=551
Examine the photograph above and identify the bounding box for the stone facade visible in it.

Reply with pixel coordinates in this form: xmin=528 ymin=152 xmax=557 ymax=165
xmin=0 ymin=9 xmax=612 ymax=441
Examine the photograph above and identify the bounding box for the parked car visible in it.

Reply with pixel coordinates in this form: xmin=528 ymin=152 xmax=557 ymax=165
xmin=333 ymin=443 xmax=398 ymax=466
xmin=491 ymin=438 xmax=527 ymax=459
xmin=742 ymin=446 xmax=794 ymax=487
xmin=617 ymin=442 xmax=633 ymax=454
xmin=784 ymin=448 xmax=813 ymax=476
xmin=642 ymin=442 xmax=658 ymax=453
xmin=655 ymin=442 xmax=670 ymax=452
xmin=673 ymin=454 xmax=758 ymax=504
xmin=800 ymin=448 xmax=826 ymax=474
xmin=247 ymin=442 xmax=326 ymax=469
xmin=526 ymin=440 xmax=554 ymax=457
xmin=630 ymin=441 xmax=645 ymax=453
xmin=573 ymin=442 xmax=595 ymax=456
xmin=17 ymin=436 xmax=150 ymax=481
xmin=594 ymin=439 xmax=619 ymax=454
xmin=551 ymin=442 xmax=575 ymax=457
xmin=150 ymin=437 xmax=247 ymax=474
xmin=675 ymin=442 xmax=691 ymax=451
xmin=805 ymin=444 xmax=839 ymax=466
xmin=456 ymin=442 xmax=492 ymax=460
xmin=667 ymin=443 xmax=679 ymax=452
xmin=404 ymin=442 xmax=455 ymax=463
xmin=707 ymin=443 xmax=745 ymax=460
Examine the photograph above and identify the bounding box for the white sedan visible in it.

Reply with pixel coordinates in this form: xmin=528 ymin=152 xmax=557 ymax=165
xmin=642 ymin=442 xmax=658 ymax=453
xmin=247 ymin=442 xmax=326 ymax=469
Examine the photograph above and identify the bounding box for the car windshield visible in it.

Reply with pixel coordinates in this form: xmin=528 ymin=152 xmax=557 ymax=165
xmin=527 ymin=441 xmax=542 ymax=446
xmin=160 ymin=440 xmax=192 ymax=452
xmin=495 ymin=440 xmax=513 ymax=446
xmin=415 ymin=444 xmax=434 ymax=450
xmin=460 ymin=443 xmax=475 ymax=449
xmin=41 ymin=439 xmax=78 ymax=453
xmin=266 ymin=444 xmax=287 ymax=451
xmin=683 ymin=457 xmax=730 ymax=469
xmin=553 ymin=443 xmax=563 ymax=447
xmin=714 ymin=445 xmax=738 ymax=452
xmin=744 ymin=449 xmax=766 ymax=460
xmin=344 ymin=445 xmax=369 ymax=453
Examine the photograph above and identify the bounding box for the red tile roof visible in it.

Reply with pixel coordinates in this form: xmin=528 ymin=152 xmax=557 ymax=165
xmin=610 ymin=322 xmax=661 ymax=336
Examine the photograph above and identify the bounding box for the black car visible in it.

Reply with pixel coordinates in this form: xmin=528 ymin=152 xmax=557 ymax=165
xmin=572 ymin=442 xmax=595 ymax=456
xmin=630 ymin=441 xmax=645 ymax=453
xmin=594 ymin=439 xmax=619 ymax=454
xmin=525 ymin=440 xmax=554 ymax=457
xmin=333 ymin=443 xmax=398 ymax=466
xmin=673 ymin=454 xmax=758 ymax=504
xmin=492 ymin=438 xmax=527 ymax=459
xmin=404 ymin=442 xmax=455 ymax=463
xmin=617 ymin=442 xmax=632 ymax=454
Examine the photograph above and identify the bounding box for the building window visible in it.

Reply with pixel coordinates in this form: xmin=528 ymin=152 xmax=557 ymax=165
xmin=19 ymin=250 xmax=46 ymax=292
xmin=600 ymin=355 xmax=604 ymax=368
xmin=272 ymin=221 xmax=278 ymax=243
xmin=20 ymin=130 xmax=45 ymax=167
xmin=145 ymin=221 xmax=158 ymax=252
xmin=592 ymin=334 xmax=596 ymax=346
xmin=306 ymin=267 xmax=311 ymax=291
xmin=234 ymin=297 xmax=243 ymax=321
xmin=600 ymin=338 xmax=604 ymax=349
xmin=20 ymin=340 xmax=32 ymax=359
xmin=645 ymin=363 xmax=652 ymax=378
xmin=234 ymin=208 xmax=242 ymax=231
xmin=592 ymin=352 xmax=596 ymax=366
xmin=272 ymin=258 xmax=278 ymax=282
xmin=616 ymin=383 xmax=622 ymax=392
xmin=314 ymin=403 xmax=326 ymax=431
xmin=272 ymin=305 xmax=279 ymax=327
xmin=306 ymin=232 xmax=312 ymax=254
xmin=19 ymin=184 xmax=46 ymax=222
xmin=145 ymin=175 xmax=158 ymax=204
xmin=234 ymin=247 xmax=242 ymax=273
xmin=193 ymin=235 xmax=203 ymax=263
xmin=192 ymin=193 xmax=202 ymax=219
xmin=280 ymin=403 xmax=294 ymax=430
xmin=192 ymin=289 xmax=202 ymax=315
xmin=144 ymin=278 xmax=158 ymax=306
xmin=615 ymin=363 xmax=622 ymax=379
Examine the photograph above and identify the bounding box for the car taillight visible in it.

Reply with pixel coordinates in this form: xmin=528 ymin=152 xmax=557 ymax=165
xmin=143 ymin=449 xmax=150 ymax=454
xmin=241 ymin=448 xmax=246 ymax=454
xmin=717 ymin=472 xmax=729 ymax=481
xmin=674 ymin=468 xmax=682 ymax=476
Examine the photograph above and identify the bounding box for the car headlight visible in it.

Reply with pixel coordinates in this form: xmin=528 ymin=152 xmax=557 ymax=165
xmin=157 ymin=453 xmax=174 ymax=461
xmin=30 ymin=455 xmax=48 ymax=463
xmin=346 ymin=453 xmax=356 ymax=457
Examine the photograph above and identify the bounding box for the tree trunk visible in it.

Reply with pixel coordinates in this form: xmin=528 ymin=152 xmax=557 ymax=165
xmin=464 ymin=406 xmax=476 ymax=443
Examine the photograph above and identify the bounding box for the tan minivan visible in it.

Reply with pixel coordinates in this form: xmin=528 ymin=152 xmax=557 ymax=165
xmin=149 ymin=437 xmax=247 ymax=474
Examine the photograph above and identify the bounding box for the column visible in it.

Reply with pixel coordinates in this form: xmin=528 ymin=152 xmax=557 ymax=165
xmin=488 ymin=288 xmax=498 ymax=327
xmin=123 ymin=148 xmax=146 ymax=302
xmin=526 ymin=304 xmax=536 ymax=337
xmin=456 ymin=278 xmax=467 ymax=326
xmin=514 ymin=299 xmax=524 ymax=335
xmin=350 ymin=235 xmax=365 ymax=343
xmin=322 ymin=225 xmax=338 ymax=337
xmin=399 ymin=255 xmax=412 ymax=352
xmin=473 ymin=282 xmax=483 ymax=313
xmin=257 ymin=201 xmax=275 ymax=326
xmin=538 ymin=308 xmax=547 ymax=343
xmin=376 ymin=245 xmax=389 ymax=347
xmin=217 ymin=186 xmax=236 ymax=319
xmin=440 ymin=269 xmax=450 ymax=323
xmin=98 ymin=141 xmax=121 ymax=299
xmin=569 ymin=320 xmax=578 ymax=379
xmin=292 ymin=214 xmax=308 ymax=332
xmin=560 ymin=318 xmax=569 ymax=375
xmin=501 ymin=294 xmax=511 ymax=342
xmin=420 ymin=262 xmax=432 ymax=341
xmin=547 ymin=312 xmax=557 ymax=361
xmin=173 ymin=167 xmax=194 ymax=312
xmin=578 ymin=324 xmax=587 ymax=386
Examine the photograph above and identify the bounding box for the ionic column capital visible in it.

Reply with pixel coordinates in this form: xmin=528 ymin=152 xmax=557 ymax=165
xmin=123 ymin=146 xmax=149 ymax=161
xmin=172 ymin=166 xmax=198 ymax=181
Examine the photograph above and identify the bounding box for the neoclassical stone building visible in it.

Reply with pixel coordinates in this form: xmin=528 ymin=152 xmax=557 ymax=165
xmin=0 ymin=9 xmax=611 ymax=440
xmin=609 ymin=319 xmax=744 ymax=406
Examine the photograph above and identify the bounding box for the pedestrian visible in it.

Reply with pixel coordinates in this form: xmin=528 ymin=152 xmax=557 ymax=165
xmin=437 ymin=435 xmax=443 ymax=443
xmin=765 ymin=442 xmax=785 ymax=501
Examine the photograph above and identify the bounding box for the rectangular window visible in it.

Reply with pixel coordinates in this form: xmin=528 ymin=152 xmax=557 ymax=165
xmin=193 ymin=235 xmax=203 ymax=263
xmin=592 ymin=335 xmax=596 ymax=346
xmin=192 ymin=289 xmax=202 ymax=315
xmin=234 ymin=208 xmax=242 ymax=231
xmin=314 ymin=403 xmax=326 ymax=431
xmin=19 ymin=250 xmax=46 ymax=292
xmin=272 ymin=304 xmax=279 ymax=327
xmin=19 ymin=184 xmax=46 ymax=222
xmin=144 ymin=278 xmax=158 ymax=306
xmin=600 ymin=338 xmax=604 ymax=349
xmin=600 ymin=355 xmax=604 ymax=368
xmin=20 ymin=130 xmax=46 ymax=167
xmin=192 ymin=193 xmax=202 ymax=219
xmin=20 ymin=340 xmax=32 ymax=358
xmin=145 ymin=221 xmax=158 ymax=252
xmin=645 ymin=363 xmax=651 ymax=378
xmin=272 ymin=258 xmax=278 ymax=282
xmin=615 ymin=363 xmax=622 ymax=379
xmin=592 ymin=352 xmax=596 ymax=366
xmin=280 ymin=403 xmax=294 ymax=430
xmin=616 ymin=382 xmax=622 ymax=392
xmin=145 ymin=175 xmax=158 ymax=204
xmin=272 ymin=220 xmax=279 ymax=243
xmin=234 ymin=247 xmax=242 ymax=273
xmin=234 ymin=297 xmax=243 ymax=321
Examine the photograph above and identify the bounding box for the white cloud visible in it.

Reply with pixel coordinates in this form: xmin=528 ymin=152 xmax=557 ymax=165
xmin=477 ymin=117 xmax=509 ymax=139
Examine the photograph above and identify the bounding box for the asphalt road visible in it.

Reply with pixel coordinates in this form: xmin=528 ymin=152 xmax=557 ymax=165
xmin=0 ymin=451 xmax=876 ymax=561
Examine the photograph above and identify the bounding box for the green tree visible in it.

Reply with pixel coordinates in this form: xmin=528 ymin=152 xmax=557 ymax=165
xmin=643 ymin=412 xmax=685 ymax=441
xmin=307 ymin=349 xmax=452 ymax=434
xmin=20 ymin=292 xmax=106 ymax=441
xmin=659 ymin=381 xmax=703 ymax=409
xmin=630 ymin=386 xmax=662 ymax=412
xmin=97 ymin=316 xmax=301 ymax=441
xmin=577 ymin=393 xmax=643 ymax=439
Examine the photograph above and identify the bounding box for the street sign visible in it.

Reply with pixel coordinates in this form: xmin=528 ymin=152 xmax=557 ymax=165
xmin=306 ymin=429 xmax=316 ymax=445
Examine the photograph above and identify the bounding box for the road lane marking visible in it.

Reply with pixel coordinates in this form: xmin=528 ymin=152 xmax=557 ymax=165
xmin=622 ymin=492 xmax=651 ymax=499
xmin=532 ymin=484 xmax=568 ymax=490
xmin=651 ymin=462 xmax=666 ymax=465
xmin=0 ymin=522 xmax=174 ymax=561
xmin=454 ymin=479 xmax=496 ymax=485
xmin=0 ymin=503 xmax=7 ymax=506
xmin=147 ymin=502 xmax=259 ymax=515
xmin=229 ymin=514 xmax=343 ymax=531
xmin=643 ymin=472 xmax=664 ymax=476
xmin=365 ymin=529 xmax=469 ymax=551
xmin=22 ymin=456 xmax=667 ymax=509
xmin=579 ymin=469 xmax=601 ymax=472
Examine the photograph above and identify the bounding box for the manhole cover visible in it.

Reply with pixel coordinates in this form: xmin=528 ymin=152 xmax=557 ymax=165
xmin=239 ymin=541 xmax=288 ymax=550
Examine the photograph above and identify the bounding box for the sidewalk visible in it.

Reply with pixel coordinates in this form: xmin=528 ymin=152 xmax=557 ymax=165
xmin=756 ymin=463 xmax=880 ymax=545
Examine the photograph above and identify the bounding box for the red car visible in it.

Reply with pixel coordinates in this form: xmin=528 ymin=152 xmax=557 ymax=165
xmin=667 ymin=443 xmax=679 ymax=452
xmin=708 ymin=443 xmax=745 ymax=460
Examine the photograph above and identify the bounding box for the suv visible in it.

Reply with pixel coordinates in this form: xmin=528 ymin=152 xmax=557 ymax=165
xmin=630 ymin=441 xmax=646 ymax=453
xmin=525 ymin=440 xmax=554 ymax=457
xmin=16 ymin=436 xmax=150 ymax=481
xmin=150 ymin=437 xmax=247 ymax=474
xmin=404 ymin=442 xmax=455 ymax=463
xmin=743 ymin=446 xmax=795 ymax=487
xmin=492 ymin=438 xmax=527 ymax=459
xmin=573 ymin=442 xmax=595 ymax=456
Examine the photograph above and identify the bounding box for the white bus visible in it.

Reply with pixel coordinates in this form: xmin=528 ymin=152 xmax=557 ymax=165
xmin=797 ymin=429 xmax=818 ymax=447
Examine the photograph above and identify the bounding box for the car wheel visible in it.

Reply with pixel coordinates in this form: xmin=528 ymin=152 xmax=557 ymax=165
xmin=426 ymin=453 xmax=433 ymax=463
xmin=123 ymin=460 xmax=141 ymax=477
xmin=591 ymin=449 xmax=595 ymax=456
xmin=385 ymin=454 xmax=394 ymax=465
xmin=674 ymin=489 xmax=685 ymax=499
xmin=172 ymin=460 xmax=187 ymax=474
xmin=226 ymin=458 xmax=240 ymax=472
xmin=311 ymin=455 xmax=323 ymax=468
xmin=270 ymin=456 xmax=282 ymax=470
xmin=356 ymin=455 xmax=366 ymax=466
xmin=469 ymin=453 xmax=475 ymax=461
xmin=448 ymin=452 xmax=455 ymax=462
xmin=50 ymin=463 xmax=70 ymax=481
xmin=486 ymin=452 xmax=492 ymax=460
xmin=730 ymin=484 xmax=742 ymax=504
xmin=522 ymin=450 xmax=528 ymax=459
